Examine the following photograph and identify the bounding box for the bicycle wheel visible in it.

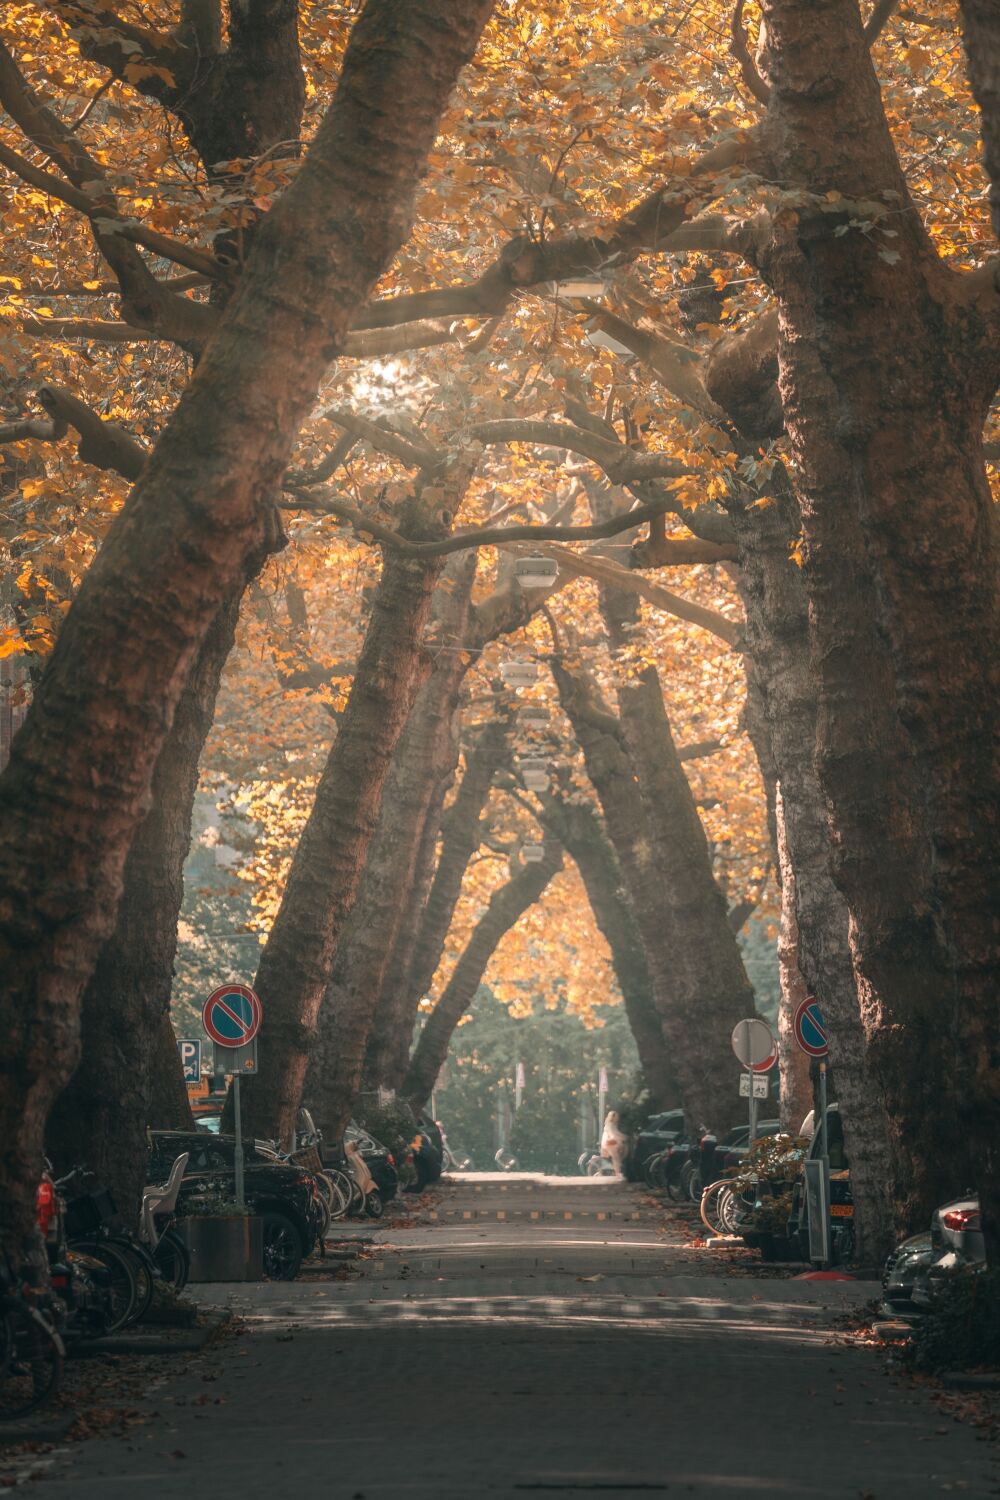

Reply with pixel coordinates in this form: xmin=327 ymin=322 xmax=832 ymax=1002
xmin=119 ymin=1244 xmax=155 ymax=1326
xmin=0 ymin=1303 xmax=62 ymax=1420
xmin=154 ymin=1229 xmax=190 ymax=1293
xmin=323 ymin=1170 xmax=351 ymax=1221
xmin=719 ymin=1184 xmax=756 ymax=1234
xmin=648 ymin=1153 xmax=673 ymax=1191
xmin=71 ymin=1241 xmax=137 ymax=1334
xmin=700 ymin=1180 xmax=730 ymax=1236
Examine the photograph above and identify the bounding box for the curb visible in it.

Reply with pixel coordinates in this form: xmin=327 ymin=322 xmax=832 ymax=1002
xmin=0 ymin=1411 xmax=77 ymax=1446
xmin=940 ymin=1371 xmax=1000 ymax=1391
xmin=69 ymin=1308 xmax=231 ymax=1358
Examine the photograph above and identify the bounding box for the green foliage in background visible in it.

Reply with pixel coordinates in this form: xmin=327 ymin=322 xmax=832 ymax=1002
xmin=432 ymin=986 xmax=640 ymax=1174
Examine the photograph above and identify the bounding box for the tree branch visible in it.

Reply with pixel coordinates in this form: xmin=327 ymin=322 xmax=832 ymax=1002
xmin=353 ymin=133 xmax=761 ymax=332
xmin=340 ymin=320 xmax=457 ymax=360
xmin=731 ymin=0 xmax=771 ymax=106
xmin=35 ymin=385 xmax=148 ymax=480
xmin=317 ymin=408 xmax=442 ymax=469
xmin=280 ymin=489 xmax=690 ymax=557
xmin=578 ymin=302 xmax=725 ymax=418
xmin=959 ymin=0 xmax=1000 ymax=240
xmin=539 ymin=544 xmax=741 ymax=647
xmin=863 ymin=0 xmax=901 ymax=44
xmin=467 ymin=418 xmax=691 ymax=484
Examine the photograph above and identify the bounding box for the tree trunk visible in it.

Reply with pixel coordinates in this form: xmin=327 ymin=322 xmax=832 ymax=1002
xmin=552 ymin=661 xmax=743 ymax=1131
xmin=774 ymin=788 xmax=814 ymax=1137
xmin=401 ymin=849 xmax=563 ymax=1114
xmin=0 ymin=0 xmax=497 ymax=1252
xmin=723 ymin=474 xmax=896 ymax=1263
xmin=760 ymin=0 xmax=1000 ymax=1246
xmin=539 ymin=790 xmax=678 ymax=1109
xmin=146 ymin=1011 xmax=194 ymax=1132
xmin=375 ymin=706 xmax=516 ymax=1092
xmin=305 ymin=553 xmax=477 ymax=1142
xmin=239 ymin=517 xmax=447 ymax=1146
xmin=46 ymin=594 xmax=245 ymax=1218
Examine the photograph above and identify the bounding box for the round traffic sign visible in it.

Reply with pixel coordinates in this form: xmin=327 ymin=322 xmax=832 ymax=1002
xmin=731 ymin=1017 xmax=775 ymax=1070
xmin=203 ymin=984 xmax=262 ymax=1048
xmin=793 ymin=996 xmax=828 ymax=1058
xmin=752 ymin=1042 xmax=778 ymax=1074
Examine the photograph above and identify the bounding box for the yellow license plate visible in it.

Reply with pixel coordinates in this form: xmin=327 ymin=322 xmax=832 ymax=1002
xmin=830 ymin=1204 xmax=854 ymax=1217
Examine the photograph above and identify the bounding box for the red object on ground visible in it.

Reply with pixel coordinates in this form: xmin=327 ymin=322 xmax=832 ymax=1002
xmin=791 ymin=1270 xmax=855 ymax=1280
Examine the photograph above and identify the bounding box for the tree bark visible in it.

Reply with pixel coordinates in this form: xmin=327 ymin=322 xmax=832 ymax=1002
xmin=401 ymin=848 xmax=563 ymax=1114
xmin=539 ymin=790 xmax=678 ymax=1109
xmin=238 ymin=513 xmax=447 ymax=1146
xmin=45 ymin=595 xmax=244 ymax=1216
xmin=0 ymin=0 xmax=496 ymax=1252
xmin=374 ymin=706 xmax=516 ymax=1092
xmin=774 ymin=787 xmax=814 ymax=1137
xmin=305 ymin=552 xmax=477 ymax=1142
xmin=552 ymin=661 xmax=744 ymax=1131
xmin=759 ymin=0 xmax=1000 ymax=1247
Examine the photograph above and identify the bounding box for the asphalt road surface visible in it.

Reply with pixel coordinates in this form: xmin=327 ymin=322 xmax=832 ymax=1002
xmin=22 ymin=1174 xmax=1000 ymax=1499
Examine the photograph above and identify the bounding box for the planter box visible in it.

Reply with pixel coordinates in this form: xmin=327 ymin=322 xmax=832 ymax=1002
xmin=181 ymin=1215 xmax=264 ymax=1282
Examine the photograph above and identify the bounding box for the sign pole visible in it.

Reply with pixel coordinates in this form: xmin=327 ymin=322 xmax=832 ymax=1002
xmin=817 ymin=1059 xmax=830 ymax=1266
xmin=232 ymin=1072 xmax=245 ymax=1213
xmin=202 ymin=984 xmax=263 ymax=1217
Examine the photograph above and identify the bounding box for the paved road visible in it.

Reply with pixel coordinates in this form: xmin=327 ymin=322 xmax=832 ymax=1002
xmin=24 ymin=1175 xmax=999 ymax=1498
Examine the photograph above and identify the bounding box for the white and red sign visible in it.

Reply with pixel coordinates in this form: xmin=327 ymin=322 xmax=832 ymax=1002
xmin=202 ymin=984 xmax=262 ymax=1049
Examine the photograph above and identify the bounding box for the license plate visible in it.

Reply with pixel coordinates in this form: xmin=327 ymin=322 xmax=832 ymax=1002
xmin=830 ymin=1204 xmax=854 ymax=1217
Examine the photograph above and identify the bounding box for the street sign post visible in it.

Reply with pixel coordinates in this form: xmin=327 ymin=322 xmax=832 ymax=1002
xmin=731 ymin=1018 xmax=775 ymax=1145
xmin=597 ymin=1065 xmax=609 ymax=1135
xmin=794 ymin=996 xmax=831 ymax=1267
xmin=202 ymin=984 xmax=263 ymax=1213
xmin=177 ymin=1038 xmax=201 ymax=1084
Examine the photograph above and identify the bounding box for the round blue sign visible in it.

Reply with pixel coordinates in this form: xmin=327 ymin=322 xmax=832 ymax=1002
xmin=202 ymin=984 xmax=262 ymax=1047
xmin=794 ymin=996 xmax=828 ymax=1058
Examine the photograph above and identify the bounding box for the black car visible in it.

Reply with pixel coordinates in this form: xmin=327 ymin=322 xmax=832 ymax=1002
xmin=342 ymin=1122 xmax=399 ymax=1203
xmin=148 ymin=1131 xmax=325 ymax=1280
xmin=626 ymin=1110 xmax=687 ymax=1181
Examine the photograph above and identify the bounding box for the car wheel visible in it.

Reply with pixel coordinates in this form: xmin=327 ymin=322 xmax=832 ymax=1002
xmin=365 ymin=1189 xmax=384 ymax=1219
xmin=261 ymin=1212 xmax=303 ymax=1281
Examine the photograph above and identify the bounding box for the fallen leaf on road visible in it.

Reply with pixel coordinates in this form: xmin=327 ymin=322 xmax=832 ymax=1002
xmin=577 ymin=1275 xmax=604 ymax=1283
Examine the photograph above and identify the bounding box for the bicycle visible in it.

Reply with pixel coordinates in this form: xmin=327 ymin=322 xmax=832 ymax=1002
xmin=0 ymin=1253 xmax=63 ymax=1421
xmin=139 ymin=1154 xmax=191 ymax=1293
xmin=700 ymin=1177 xmax=758 ymax=1237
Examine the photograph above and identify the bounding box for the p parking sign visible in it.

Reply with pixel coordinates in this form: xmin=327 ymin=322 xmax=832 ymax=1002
xmin=177 ymin=1038 xmax=201 ymax=1084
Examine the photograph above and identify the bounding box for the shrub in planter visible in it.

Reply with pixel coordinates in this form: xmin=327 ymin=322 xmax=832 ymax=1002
xmin=911 ymin=1267 xmax=1000 ymax=1373
xmin=176 ymin=1197 xmax=264 ymax=1282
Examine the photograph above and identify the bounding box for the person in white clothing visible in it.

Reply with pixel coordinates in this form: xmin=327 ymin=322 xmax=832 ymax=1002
xmin=600 ymin=1109 xmax=627 ymax=1178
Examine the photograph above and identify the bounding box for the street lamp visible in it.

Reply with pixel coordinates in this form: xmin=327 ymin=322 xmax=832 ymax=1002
xmin=514 ymin=557 xmax=558 ymax=590
xmin=500 ymin=660 xmax=539 ymax=688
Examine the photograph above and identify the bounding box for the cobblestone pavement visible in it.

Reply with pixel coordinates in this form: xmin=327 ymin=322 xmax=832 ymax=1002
xmin=23 ymin=1175 xmax=1000 ymax=1499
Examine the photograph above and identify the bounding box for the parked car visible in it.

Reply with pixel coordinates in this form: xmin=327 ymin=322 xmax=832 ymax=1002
xmin=911 ymin=1197 xmax=985 ymax=1310
xmin=626 ymin=1110 xmax=687 ymax=1182
xmin=882 ymin=1232 xmax=935 ymax=1314
xmin=342 ymin=1122 xmax=398 ymax=1203
xmin=147 ymin=1131 xmax=325 ymax=1280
